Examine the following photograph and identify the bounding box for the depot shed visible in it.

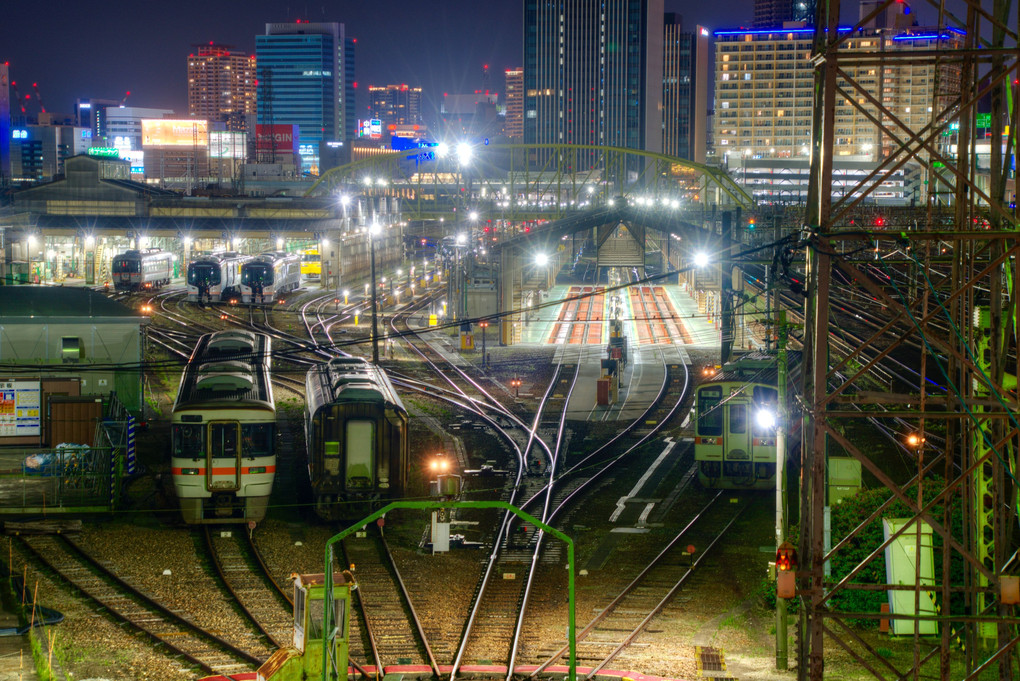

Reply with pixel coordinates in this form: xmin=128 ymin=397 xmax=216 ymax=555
xmin=0 ymin=287 xmax=148 ymax=446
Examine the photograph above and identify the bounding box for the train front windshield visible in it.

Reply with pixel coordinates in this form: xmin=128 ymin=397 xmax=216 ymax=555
xmin=173 ymin=424 xmax=204 ymax=458
xmin=113 ymin=259 xmax=139 ymax=274
xmin=242 ymin=423 xmax=274 ymax=457
xmin=242 ymin=264 xmax=274 ymax=286
xmin=697 ymin=387 xmax=723 ymax=435
xmin=301 ymin=252 xmax=321 ymax=264
xmin=188 ymin=263 xmax=221 ymax=286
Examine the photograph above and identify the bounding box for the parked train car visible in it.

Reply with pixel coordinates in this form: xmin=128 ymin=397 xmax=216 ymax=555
xmin=172 ymin=330 xmax=276 ymax=524
xmin=694 ymin=351 xmax=801 ymax=490
xmin=300 ymin=248 xmax=322 ymax=280
xmin=112 ymin=248 xmax=174 ymax=291
xmin=240 ymin=251 xmax=302 ymax=304
xmin=305 ymin=357 xmax=409 ymax=520
xmin=187 ymin=252 xmax=249 ymax=302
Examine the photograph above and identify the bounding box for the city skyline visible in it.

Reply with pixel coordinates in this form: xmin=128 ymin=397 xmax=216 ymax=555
xmin=3 ymin=0 xmax=745 ymax=125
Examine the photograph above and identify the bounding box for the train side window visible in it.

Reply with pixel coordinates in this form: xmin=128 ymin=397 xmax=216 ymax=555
xmin=211 ymin=423 xmax=239 ymax=457
xmin=730 ymin=404 xmax=747 ymax=434
xmin=242 ymin=423 xmax=275 ymax=458
xmin=697 ymin=388 xmax=723 ymax=436
xmin=172 ymin=424 xmax=204 ymax=458
xmin=345 ymin=420 xmax=375 ymax=487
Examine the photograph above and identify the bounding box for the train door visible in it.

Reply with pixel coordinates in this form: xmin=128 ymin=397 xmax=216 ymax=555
xmin=725 ymin=392 xmax=753 ymax=481
xmin=207 ymin=421 xmax=241 ymax=491
xmin=345 ymin=419 xmax=375 ymax=490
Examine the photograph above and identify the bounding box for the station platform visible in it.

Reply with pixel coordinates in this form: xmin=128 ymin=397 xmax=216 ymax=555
xmin=520 ymin=284 xmax=719 ymax=348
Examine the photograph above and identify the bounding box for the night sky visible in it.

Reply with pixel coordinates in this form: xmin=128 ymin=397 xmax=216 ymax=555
xmin=6 ymin=0 xmax=870 ymax=125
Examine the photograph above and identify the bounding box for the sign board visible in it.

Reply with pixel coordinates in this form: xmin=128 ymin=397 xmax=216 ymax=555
xmin=0 ymin=380 xmax=41 ymax=436
xmin=977 ymin=113 xmax=991 ymax=129
xmin=255 ymin=124 xmax=300 ymax=154
xmin=429 ymin=314 xmax=438 ymax=327
xmin=141 ymin=119 xmax=209 ymax=147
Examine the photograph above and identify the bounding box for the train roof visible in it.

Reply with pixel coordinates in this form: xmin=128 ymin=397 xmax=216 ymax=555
xmin=174 ymin=331 xmax=274 ymax=409
xmin=190 ymin=252 xmax=247 ymax=265
xmin=701 ymin=350 xmax=802 ymax=387
xmin=305 ymin=356 xmax=406 ymax=413
xmin=246 ymin=250 xmax=300 ymax=265
xmin=114 ymin=248 xmax=173 ymax=260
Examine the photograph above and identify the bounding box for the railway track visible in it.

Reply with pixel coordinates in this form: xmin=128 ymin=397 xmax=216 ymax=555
xmin=341 ymin=524 xmax=439 ymax=674
xmin=527 ymin=489 xmax=748 ymax=677
xmin=16 ymin=533 xmax=268 ymax=676
xmin=202 ymin=526 xmax=294 ymax=650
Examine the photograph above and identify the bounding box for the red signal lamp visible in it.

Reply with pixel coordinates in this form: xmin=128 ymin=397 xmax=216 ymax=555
xmin=776 ymin=541 xmax=797 ymax=572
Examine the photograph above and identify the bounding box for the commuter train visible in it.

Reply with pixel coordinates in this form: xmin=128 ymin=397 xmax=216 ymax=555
xmin=111 ymin=248 xmax=175 ymax=291
xmin=240 ymin=251 xmax=302 ymax=304
xmin=305 ymin=357 xmax=409 ymax=520
xmin=171 ymin=330 xmax=276 ymax=524
xmin=694 ymin=351 xmax=801 ymax=490
xmin=186 ymin=252 xmax=249 ymax=302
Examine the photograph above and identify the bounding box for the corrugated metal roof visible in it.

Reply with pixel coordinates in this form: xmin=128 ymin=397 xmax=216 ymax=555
xmin=0 ymin=286 xmax=143 ymax=319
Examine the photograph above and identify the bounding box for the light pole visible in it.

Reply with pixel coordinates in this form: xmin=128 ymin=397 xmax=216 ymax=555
xmin=26 ymin=235 xmax=36 ymax=285
xmin=479 ymin=320 xmax=489 ymax=366
xmin=370 ymin=222 xmax=381 ymax=364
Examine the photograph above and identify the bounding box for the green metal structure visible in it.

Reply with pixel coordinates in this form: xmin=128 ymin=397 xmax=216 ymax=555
xmin=321 ymin=500 xmax=577 ymax=681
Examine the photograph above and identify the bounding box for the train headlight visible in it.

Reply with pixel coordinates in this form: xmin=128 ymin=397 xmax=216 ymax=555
xmin=755 ymin=409 xmax=777 ymax=430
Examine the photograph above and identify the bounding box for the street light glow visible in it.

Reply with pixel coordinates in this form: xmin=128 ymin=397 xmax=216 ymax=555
xmin=456 ymin=233 xmax=467 ymax=246
xmin=85 ymin=235 xmax=95 ymax=247
xmin=694 ymin=252 xmax=710 ymax=268
xmin=535 ymin=252 xmax=549 ymax=267
xmin=339 ymin=195 xmax=351 ymax=207
xmin=469 ymin=211 xmax=478 ymax=221
xmin=276 ymin=237 xmax=284 ymax=250
xmin=456 ymin=142 xmax=472 ymax=165
xmin=436 ymin=141 xmax=450 ymax=158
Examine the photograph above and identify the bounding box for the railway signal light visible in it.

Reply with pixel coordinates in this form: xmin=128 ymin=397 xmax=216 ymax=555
xmin=748 ymin=217 xmax=756 ymax=230
xmin=510 ymin=377 xmax=522 ymax=397
xmin=776 ymin=542 xmax=797 ymax=572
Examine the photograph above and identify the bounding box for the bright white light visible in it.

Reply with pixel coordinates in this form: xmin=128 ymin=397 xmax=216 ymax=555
xmin=469 ymin=211 xmax=479 ymax=221
xmin=46 ymin=250 xmax=56 ymax=261
xmin=671 ymin=199 xmax=680 ymax=209
xmin=587 ymin=185 xmax=595 ymax=194
xmin=694 ymin=252 xmax=710 ymax=268
xmin=343 ymin=289 xmax=350 ymax=297
xmin=364 ymin=176 xmax=374 ymax=186
xmin=436 ymin=141 xmax=450 ymax=158
xmin=456 ymin=142 xmax=472 ymax=165
xmin=535 ymin=252 xmax=549 ymax=267
xmin=456 ymin=233 xmax=467 ymax=246
xmin=182 ymin=236 xmax=192 ymax=246
xmin=607 ymin=199 xmax=615 ymax=207
xmin=397 ymin=269 xmax=403 ymax=276
xmin=321 ymin=238 xmax=330 ymax=248
xmin=756 ymin=409 xmax=777 ymax=430
xmin=339 ymin=195 xmax=351 ymax=207
xmin=85 ymin=235 xmax=96 ymax=247
xmin=276 ymin=237 xmax=284 ymax=249
xmin=369 ymin=222 xmax=382 ymax=237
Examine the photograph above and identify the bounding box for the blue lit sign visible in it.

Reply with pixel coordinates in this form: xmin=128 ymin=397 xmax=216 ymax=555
xmin=79 ymin=102 xmax=91 ymax=109
xmin=12 ymin=129 xmax=28 ymax=140
xmin=298 ymin=144 xmax=316 ymax=157
xmin=81 ymin=130 xmax=92 ymax=139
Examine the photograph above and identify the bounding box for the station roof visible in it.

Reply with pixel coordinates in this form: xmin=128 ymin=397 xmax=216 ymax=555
xmin=0 ymin=286 xmax=147 ymax=321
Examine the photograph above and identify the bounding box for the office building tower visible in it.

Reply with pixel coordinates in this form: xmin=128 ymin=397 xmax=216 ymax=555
xmin=503 ymin=68 xmax=524 ymax=139
xmin=754 ymin=0 xmax=815 ymax=28
xmin=187 ymin=44 xmax=257 ymax=131
xmin=524 ymin=0 xmax=664 ymax=170
xmin=105 ymin=106 xmax=175 ymax=156
xmin=74 ymin=98 xmax=118 ymax=145
xmin=662 ymin=16 xmax=708 ymax=162
xmin=256 ymin=21 xmax=355 ymax=174
xmin=367 ymin=84 xmax=423 ymax=126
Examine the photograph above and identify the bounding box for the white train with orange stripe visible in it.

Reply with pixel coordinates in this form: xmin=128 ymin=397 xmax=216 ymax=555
xmin=171 ymin=330 xmax=276 ymax=524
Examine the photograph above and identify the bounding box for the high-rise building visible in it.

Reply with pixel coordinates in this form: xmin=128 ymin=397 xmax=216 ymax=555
xmin=713 ymin=26 xmax=959 ymax=161
xmin=662 ymin=16 xmax=708 ymax=163
xmin=503 ymin=68 xmax=524 ymax=140
xmin=367 ymin=84 xmax=422 ymax=128
xmin=0 ymin=63 xmax=10 ymax=184
xmin=75 ymin=98 xmax=120 ymax=144
xmin=187 ymin=44 xmax=256 ymax=132
xmin=256 ymin=21 xmax=355 ymax=174
xmin=754 ymin=0 xmax=815 ymax=28
xmin=523 ymin=0 xmax=664 ymax=169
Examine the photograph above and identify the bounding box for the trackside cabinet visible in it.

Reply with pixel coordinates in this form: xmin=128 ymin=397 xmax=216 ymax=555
xmin=256 ymin=572 xmax=354 ymax=681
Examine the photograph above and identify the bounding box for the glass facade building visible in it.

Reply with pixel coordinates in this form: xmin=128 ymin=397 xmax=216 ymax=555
xmin=256 ymin=21 xmax=355 ymax=175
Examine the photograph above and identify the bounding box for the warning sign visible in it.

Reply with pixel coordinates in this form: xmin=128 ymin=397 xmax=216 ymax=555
xmin=0 ymin=380 xmax=41 ymax=437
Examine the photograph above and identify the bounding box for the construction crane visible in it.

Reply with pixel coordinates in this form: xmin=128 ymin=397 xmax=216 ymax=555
xmin=119 ymin=90 xmax=131 ymax=106
xmin=8 ymin=81 xmax=26 ymax=114
xmin=31 ymin=82 xmax=45 ymax=113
